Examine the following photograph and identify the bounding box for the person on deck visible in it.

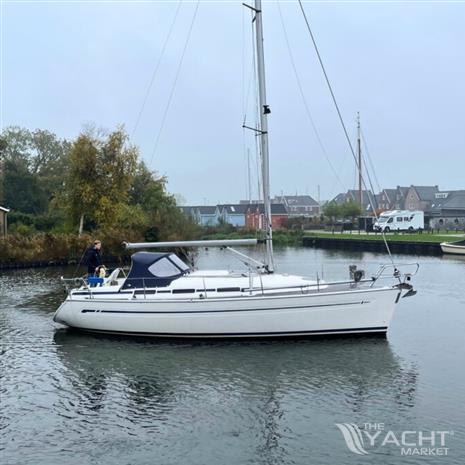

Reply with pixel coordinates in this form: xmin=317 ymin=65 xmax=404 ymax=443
xmin=84 ymin=240 xmax=103 ymax=277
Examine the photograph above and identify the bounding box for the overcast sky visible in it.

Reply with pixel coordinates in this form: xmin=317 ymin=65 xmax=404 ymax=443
xmin=2 ymin=0 xmax=465 ymax=204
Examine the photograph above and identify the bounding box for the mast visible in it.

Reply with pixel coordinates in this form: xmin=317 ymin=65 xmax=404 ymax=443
xmin=357 ymin=112 xmax=362 ymax=210
xmin=247 ymin=148 xmax=252 ymax=203
xmin=253 ymin=0 xmax=274 ymax=272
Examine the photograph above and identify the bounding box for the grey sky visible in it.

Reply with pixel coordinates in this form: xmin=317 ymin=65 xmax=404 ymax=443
xmin=2 ymin=0 xmax=465 ymax=205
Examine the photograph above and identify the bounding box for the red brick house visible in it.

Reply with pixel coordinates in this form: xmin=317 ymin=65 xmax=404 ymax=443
xmin=245 ymin=203 xmax=288 ymax=230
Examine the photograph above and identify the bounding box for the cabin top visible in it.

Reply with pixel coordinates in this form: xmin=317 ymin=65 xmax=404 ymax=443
xmin=122 ymin=252 xmax=190 ymax=289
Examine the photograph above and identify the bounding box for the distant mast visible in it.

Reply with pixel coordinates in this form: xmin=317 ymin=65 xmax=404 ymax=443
xmin=253 ymin=0 xmax=274 ymax=272
xmin=357 ymin=112 xmax=363 ymax=210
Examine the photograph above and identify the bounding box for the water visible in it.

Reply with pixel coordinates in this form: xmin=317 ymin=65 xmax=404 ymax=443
xmin=1 ymin=247 xmax=464 ymax=465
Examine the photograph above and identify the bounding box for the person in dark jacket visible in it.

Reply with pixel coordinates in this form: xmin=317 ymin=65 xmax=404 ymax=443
xmin=84 ymin=240 xmax=103 ymax=276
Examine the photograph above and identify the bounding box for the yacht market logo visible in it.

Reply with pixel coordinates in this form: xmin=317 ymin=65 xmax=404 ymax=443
xmin=336 ymin=423 xmax=453 ymax=456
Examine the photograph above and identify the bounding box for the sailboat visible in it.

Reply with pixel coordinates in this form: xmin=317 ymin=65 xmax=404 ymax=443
xmin=54 ymin=0 xmax=417 ymax=338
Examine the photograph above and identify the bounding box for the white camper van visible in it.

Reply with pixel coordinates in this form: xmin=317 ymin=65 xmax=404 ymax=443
xmin=374 ymin=210 xmax=424 ymax=232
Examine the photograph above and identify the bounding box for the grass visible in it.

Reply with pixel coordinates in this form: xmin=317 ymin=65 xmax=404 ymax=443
xmin=304 ymin=231 xmax=465 ymax=244
xmin=200 ymin=229 xmax=304 ymax=246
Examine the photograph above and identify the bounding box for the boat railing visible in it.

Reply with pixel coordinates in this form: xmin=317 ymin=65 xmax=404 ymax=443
xmin=61 ymin=268 xmax=126 ymax=298
xmin=65 ymin=266 xmax=414 ymax=299
xmin=371 ymin=262 xmax=419 ymax=287
xmin=117 ymin=275 xmax=398 ymax=299
xmin=61 ymin=276 xmax=90 ymax=294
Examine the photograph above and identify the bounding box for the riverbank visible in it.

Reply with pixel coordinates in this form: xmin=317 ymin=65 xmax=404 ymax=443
xmin=302 ymin=231 xmax=464 ymax=255
xmin=200 ymin=229 xmax=304 ymax=246
xmin=0 ymin=232 xmax=140 ymax=270
xmin=1 ymin=228 xmax=460 ymax=270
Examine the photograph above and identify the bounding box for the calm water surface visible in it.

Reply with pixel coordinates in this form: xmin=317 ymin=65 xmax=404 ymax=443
xmin=1 ymin=247 xmax=464 ymax=465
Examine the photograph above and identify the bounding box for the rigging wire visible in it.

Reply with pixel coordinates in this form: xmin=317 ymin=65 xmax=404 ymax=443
xmin=361 ymin=150 xmax=379 ymax=212
xmin=242 ymin=8 xmax=261 ymax=202
xmin=297 ymin=0 xmax=395 ymax=263
xmin=131 ymin=0 xmax=182 ymax=138
xmin=276 ymin=0 xmax=345 ymax=194
xmin=247 ymin=7 xmax=262 ymax=204
xmin=361 ymin=128 xmax=382 ymax=194
xmin=148 ymin=0 xmax=200 ymax=166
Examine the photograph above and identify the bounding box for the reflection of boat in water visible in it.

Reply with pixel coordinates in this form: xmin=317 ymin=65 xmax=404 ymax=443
xmin=440 ymin=239 xmax=465 ymax=255
xmin=53 ymin=330 xmax=418 ymax=415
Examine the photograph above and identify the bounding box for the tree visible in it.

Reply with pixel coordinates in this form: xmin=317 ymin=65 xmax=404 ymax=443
xmin=29 ymin=129 xmax=71 ymax=198
xmin=93 ymin=128 xmax=138 ymax=229
xmin=3 ymin=158 xmax=48 ymax=214
xmin=340 ymin=200 xmax=362 ymax=220
xmin=65 ymin=127 xmax=137 ymax=234
xmin=0 ymin=127 xmax=70 ymax=210
xmin=128 ymin=161 xmax=199 ymax=241
xmin=323 ymin=202 xmax=341 ymax=223
xmin=66 ymin=133 xmax=99 ymax=234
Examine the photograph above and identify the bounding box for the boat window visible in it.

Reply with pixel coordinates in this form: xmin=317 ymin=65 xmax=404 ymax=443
xmin=148 ymin=258 xmax=181 ymax=277
xmin=216 ymin=287 xmax=241 ymax=292
xmin=169 ymin=254 xmax=190 ymax=272
xmin=172 ymin=289 xmax=195 ymax=294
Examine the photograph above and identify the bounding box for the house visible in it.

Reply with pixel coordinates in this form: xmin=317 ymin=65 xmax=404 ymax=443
xmin=404 ymin=185 xmax=439 ymax=212
xmin=180 ymin=206 xmax=197 ymax=220
xmin=273 ymin=195 xmax=320 ymax=218
xmin=180 ymin=206 xmax=221 ymax=226
xmin=0 ymin=206 xmax=9 ymax=237
xmin=219 ymin=204 xmax=249 ymax=227
xmin=245 ymin=203 xmax=288 ymax=230
xmin=377 ymin=186 xmax=409 ymax=211
xmin=196 ymin=206 xmax=220 ymax=226
xmin=430 ymin=190 xmax=465 ymax=229
xmin=332 ymin=190 xmax=376 ymax=213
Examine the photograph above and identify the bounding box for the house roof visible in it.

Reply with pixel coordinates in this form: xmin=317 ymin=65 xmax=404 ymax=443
xmin=180 ymin=206 xmax=197 ymax=215
xmin=247 ymin=203 xmax=288 ymax=215
xmin=346 ymin=190 xmax=374 ymax=203
xmin=442 ymin=191 xmax=465 ymax=210
xmin=0 ymin=206 xmax=10 ymax=212
xmin=274 ymin=195 xmax=319 ymax=207
xmin=197 ymin=206 xmax=218 ymax=215
xmin=332 ymin=190 xmax=375 ymax=210
xmin=412 ymin=185 xmax=439 ymax=201
xmin=381 ymin=189 xmax=398 ymax=202
xmin=181 ymin=206 xmax=218 ymax=215
xmin=219 ymin=204 xmax=249 ymax=215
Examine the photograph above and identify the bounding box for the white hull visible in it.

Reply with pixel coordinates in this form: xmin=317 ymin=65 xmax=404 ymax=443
xmin=54 ymin=286 xmax=400 ymax=338
xmin=440 ymin=242 xmax=465 ymax=255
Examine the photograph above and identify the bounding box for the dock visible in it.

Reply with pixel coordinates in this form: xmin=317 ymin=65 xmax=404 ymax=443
xmin=302 ymin=235 xmax=443 ymax=255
